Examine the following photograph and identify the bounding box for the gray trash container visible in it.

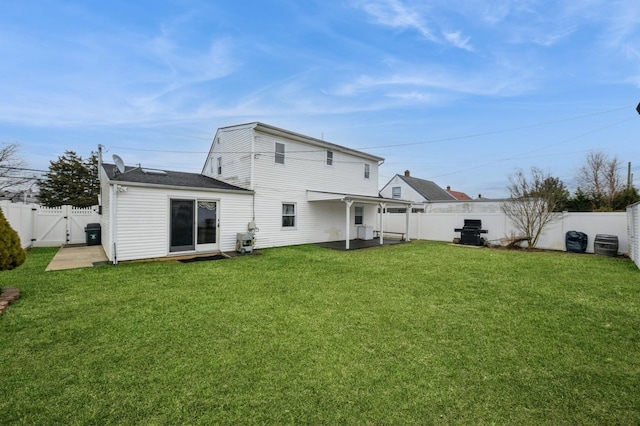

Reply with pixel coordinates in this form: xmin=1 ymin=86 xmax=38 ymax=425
xmin=85 ymin=223 xmax=101 ymax=246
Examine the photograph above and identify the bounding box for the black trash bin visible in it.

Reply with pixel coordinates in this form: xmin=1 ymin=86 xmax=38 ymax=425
xmin=85 ymin=223 xmax=101 ymax=246
xmin=565 ymin=231 xmax=587 ymax=253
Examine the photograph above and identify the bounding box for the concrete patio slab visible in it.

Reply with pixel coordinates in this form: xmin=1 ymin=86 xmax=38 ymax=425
xmin=45 ymin=245 xmax=109 ymax=271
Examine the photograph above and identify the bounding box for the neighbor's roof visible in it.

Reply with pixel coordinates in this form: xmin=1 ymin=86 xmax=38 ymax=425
xmin=446 ymin=188 xmax=473 ymax=201
xmin=399 ymin=175 xmax=456 ymax=201
xmin=217 ymin=122 xmax=385 ymax=163
xmin=102 ymin=164 xmax=251 ymax=193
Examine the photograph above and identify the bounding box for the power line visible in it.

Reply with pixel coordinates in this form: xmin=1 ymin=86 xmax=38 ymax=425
xmin=359 ymin=105 xmax=634 ymax=150
xmin=106 ymin=104 xmax=634 ymax=155
xmin=422 ymin=116 xmax=635 ymax=181
xmin=0 ymin=166 xmax=48 ymax=173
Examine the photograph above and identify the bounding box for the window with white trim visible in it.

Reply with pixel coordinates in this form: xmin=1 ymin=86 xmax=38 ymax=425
xmin=392 ymin=186 xmax=401 ymax=198
xmin=282 ymin=203 xmax=296 ymax=227
xmin=326 ymin=150 xmax=333 ymax=166
xmin=355 ymin=206 xmax=363 ymax=225
xmin=275 ymin=142 xmax=285 ymax=164
xmin=216 ymin=157 xmax=222 ymax=175
xmin=364 ymin=163 xmax=370 ymax=179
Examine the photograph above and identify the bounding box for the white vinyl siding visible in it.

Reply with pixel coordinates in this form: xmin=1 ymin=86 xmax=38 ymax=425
xmin=109 ymin=185 xmax=252 ymax=262
xmin=202 ymin=123 xmax=383 ymax=249
xmin=202 ymin=125 xmax=254 ymax=188
xmin=249 ymin=130 xmax=380 ymax=248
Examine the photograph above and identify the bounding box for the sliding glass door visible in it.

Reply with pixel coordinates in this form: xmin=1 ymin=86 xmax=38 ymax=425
xmin=170 ymin=199 xmax=195 ymax=252
xmin=196 ymin=200 xmax=217 ymax=250
xmin=170 ymin=199 xmax=219 ymax=253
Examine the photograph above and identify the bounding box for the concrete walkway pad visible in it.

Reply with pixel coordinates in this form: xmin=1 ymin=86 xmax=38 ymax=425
xmin=46 ymin=245 xmax=109 ymax=271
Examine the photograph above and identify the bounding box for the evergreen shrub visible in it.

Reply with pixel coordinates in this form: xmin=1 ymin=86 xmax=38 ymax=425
xmin=0 ymin=208 xmax=26 ymax=271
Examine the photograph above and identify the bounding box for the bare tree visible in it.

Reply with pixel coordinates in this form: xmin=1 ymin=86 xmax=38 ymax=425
xmin=0 ymin=143 xmax=34 ymax=192
xmin=576 ymin=151 xmax=623 ymax=210
xmin=501 ymin=167 xmax=565 ymax=248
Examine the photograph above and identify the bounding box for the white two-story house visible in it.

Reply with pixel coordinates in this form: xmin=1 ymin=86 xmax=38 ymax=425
xmin=99 ymin=122 xmax=411 ymax=263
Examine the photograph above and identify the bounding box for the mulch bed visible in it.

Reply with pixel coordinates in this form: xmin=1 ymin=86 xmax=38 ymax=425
xmin=178 ymin=254 xmax=228 ymax=263
xmin=0 ymin=287 xmax=20 ymax=315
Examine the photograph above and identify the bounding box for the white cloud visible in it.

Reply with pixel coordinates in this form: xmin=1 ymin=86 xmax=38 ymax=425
xmin=358 ymin=0 xmax=438 ymax=42
xmin=443 ymin=31 xmax=473 ymax=51
xmin=353 ymin=0 xmax=474 ymax=50
xmin=332 ymin=64 xmax=536 ymax=99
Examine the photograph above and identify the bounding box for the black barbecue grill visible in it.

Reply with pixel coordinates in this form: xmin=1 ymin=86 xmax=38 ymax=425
xmin=454 ymin=219 xmax=488 ymax=246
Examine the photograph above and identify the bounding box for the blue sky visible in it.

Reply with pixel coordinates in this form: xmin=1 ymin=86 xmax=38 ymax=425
xmin=1 ymin=0 xmax=639 ymax=198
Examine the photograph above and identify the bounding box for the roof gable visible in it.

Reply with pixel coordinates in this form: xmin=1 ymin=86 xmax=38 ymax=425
xmin=399 ymin=175 xmax=456 ymax=201
xmin=217 ymin=122 xmax=384 ymax=162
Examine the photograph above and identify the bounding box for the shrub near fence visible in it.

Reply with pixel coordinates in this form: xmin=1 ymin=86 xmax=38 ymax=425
xmin=0 ymin=201 xmax=101 ymax=249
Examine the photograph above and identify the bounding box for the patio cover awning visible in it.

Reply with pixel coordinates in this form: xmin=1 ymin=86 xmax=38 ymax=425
xmin=307 ymin=190 xmax=413 ymax=249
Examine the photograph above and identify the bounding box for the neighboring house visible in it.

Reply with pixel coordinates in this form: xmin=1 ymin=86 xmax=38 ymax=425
xmin=379 ymin=170 xmax=455 ymax=210
xmin=99 ymin=122 xmax=411 ymax=263
xmin=0 ymin=189 xmax=39 ymax=204
xmin=446 ymin=186 xmax=472 ymax=201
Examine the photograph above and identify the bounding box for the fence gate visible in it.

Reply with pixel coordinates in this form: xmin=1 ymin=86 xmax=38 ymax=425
xmin=33 ymin=205 xmax=100 ymax=247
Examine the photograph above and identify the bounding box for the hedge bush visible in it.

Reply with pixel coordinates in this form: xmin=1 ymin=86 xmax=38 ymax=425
xmin=0 ymin=207 xmax=26 ymax=271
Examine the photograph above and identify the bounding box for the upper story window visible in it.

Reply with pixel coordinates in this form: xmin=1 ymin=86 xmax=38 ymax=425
xmin=392 ymin=187 xmax=401 ymax=199
xmin=364 ymin=163 xmax=370 ymax=179
xmin=326 ymin=150 xmax=333 ymax=166
xmin=216 ymin=157 xmax=222 ymax=175
xmin=282 ymin=203 xmax=296 ymax=228
xmin=275 ymin=142 xmax=285 ymax=164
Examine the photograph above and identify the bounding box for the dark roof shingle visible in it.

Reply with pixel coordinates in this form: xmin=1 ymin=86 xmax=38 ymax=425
xmin=102 ymin=164 xmax=249 ymax=192
xmin=400 ymin=175 xmax=455 ymax=201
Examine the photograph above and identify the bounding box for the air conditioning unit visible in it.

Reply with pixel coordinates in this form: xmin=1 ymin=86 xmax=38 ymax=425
xmin=236 ymin=232 xmax=254 ymax=254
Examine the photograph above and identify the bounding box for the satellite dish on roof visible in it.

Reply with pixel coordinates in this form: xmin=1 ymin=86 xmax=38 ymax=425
xmin=112 ymin=154 xmax=126 ymax=174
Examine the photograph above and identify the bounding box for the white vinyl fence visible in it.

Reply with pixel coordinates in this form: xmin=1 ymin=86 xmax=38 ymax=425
xmin=628 ymin=202 xmax=640 ymax=269
xmin=1 ymin=201 xmax=101 ymax=249
xmin=384 ymin=210 xmax=629 ymax=255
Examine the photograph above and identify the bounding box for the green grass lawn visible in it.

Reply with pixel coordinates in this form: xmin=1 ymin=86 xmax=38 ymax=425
xmin=1 ymin=242 xmax=639 ymax=425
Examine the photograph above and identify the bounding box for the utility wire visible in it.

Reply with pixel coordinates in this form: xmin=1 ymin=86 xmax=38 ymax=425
xmin=107 ymin=104 xmax=634 ymax=155
xmin=423 ymin=116 xmax=635 ymax=180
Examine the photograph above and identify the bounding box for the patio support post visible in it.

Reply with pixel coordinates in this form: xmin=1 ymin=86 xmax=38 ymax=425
xmin=344 ymin=199 xmax=353 ymax=250
xmin=405 ymin=205 xmax=411 ymax=242
xmin=379 ymin=202 xmax=386 ymax=245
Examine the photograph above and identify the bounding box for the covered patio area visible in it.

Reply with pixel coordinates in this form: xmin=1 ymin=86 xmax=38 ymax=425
xmin=316 ymin=237 xmax=407 ymax=250
xmin=307 ymin=190 xmax=413 ymax=250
